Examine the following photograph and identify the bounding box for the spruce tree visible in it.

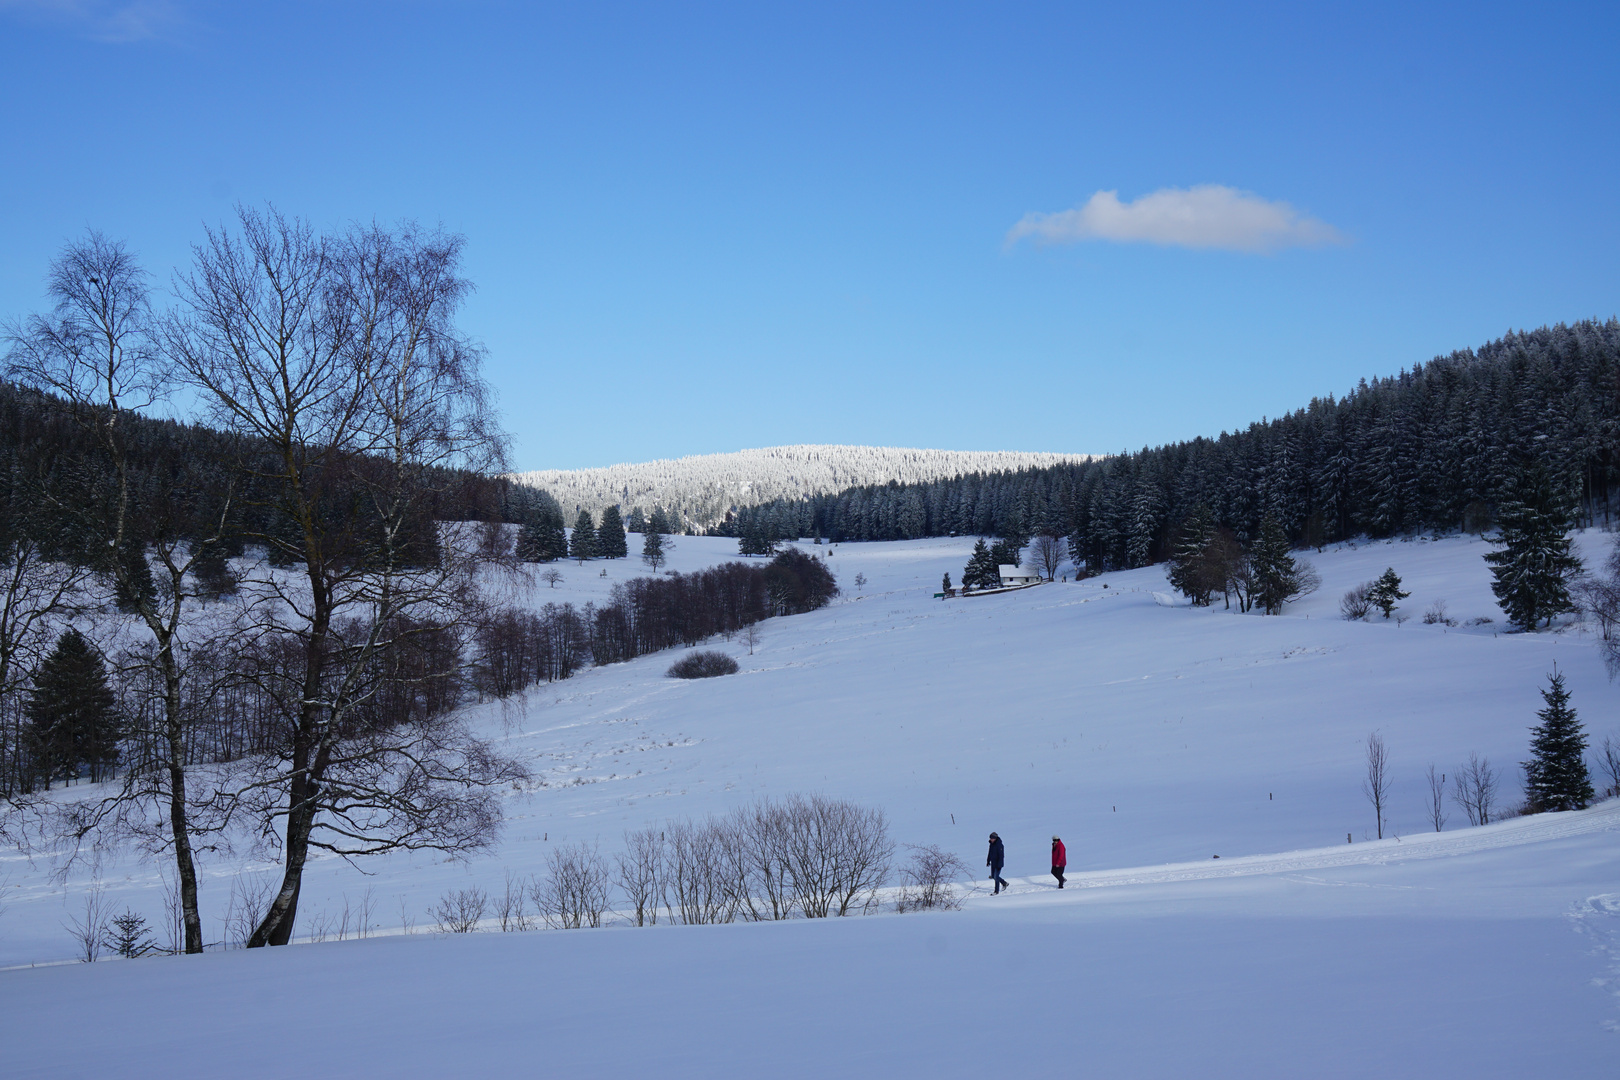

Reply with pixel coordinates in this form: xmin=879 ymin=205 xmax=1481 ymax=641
xmin=597 ymin=506 xmax=628 ymax=558
xmin=1367 ymin=567 xmax=1410 ymax=618
xmin=113 ymin=538 xmax=156 ymax=615
xmin=627 ymin=506 xmax=647 ymax=534
xmin=1249 ymin=514 xmax=1298 ymax=615
xmin=1522 ymin=666 xmax=1594 ymax=811
xmin=1484 ymin=463 xmax=1582 ymax=630
xmin=515 ymin=520 xmax=544 ymax=562
xmin=26 ymin=628 xmax=119 ymax=789
xmin=570 ymin=510 xmax=596 ymax=563
xmin=963 ymin=539 xmax=997 ymax=589
xmin=942 ymin=572 xmax=952 ymax=593
xmin=642 ymin=518 xmax=668 ymax=573
xmin=1166 ymin=504 xmax=1216 ymax=605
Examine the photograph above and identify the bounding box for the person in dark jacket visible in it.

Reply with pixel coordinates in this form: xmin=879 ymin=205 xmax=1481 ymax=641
xmin=986 ymin=832 xmax=1008 ymax=894
xmin=1051 ymin=835 xmax=1067 ymax=888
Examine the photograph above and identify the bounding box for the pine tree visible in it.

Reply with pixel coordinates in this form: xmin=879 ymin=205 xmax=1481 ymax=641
xmin=1367 ymin=567 xmax=1410 ymax=618
xmin=1522 ymin=666 xmax=1594 ymax=811
xmin=597 ymin=506 xmax=628 ymax=558
xmin=627 ymin=506 xmax=647 ymax=534
xmin=570 ymin=510 xmax=596 ymax=563
xmin=1484 ymin=463 xmax=1582 ymax=630
xmin=26 ymin=628 xmax=119 ymax=789
xmin=941 ymin=572 xmax=952 ymax=593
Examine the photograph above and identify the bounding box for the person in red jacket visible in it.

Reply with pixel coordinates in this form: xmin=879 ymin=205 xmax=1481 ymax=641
xmin=1051 ymin=835 xmax=1067 ymax=888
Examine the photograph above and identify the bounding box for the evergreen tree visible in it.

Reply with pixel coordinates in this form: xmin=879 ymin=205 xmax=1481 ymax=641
xmin=1166 ymin=504 xmax=1216 ymax=605
xmin=988 ymin=538 xmax=1021 ymax=572
xmin=597 ymin=505 xmax=628 ymax=558
xmin=570 ymin=510 xmax=596 ymax=563
xmin=642 ymin=516 xmax=668 ymax=573
xmin=514 ymin=519 xmax=545 ymax=562
xmin=942 ymin=572 xmax=952 ymax=593
xmin=113 ymin=538 xmax=156 ymax=615
xmin=1484 ymin=464 xmax=1583 ymax=630
xmin=190 ymin=540 xmax=239 ymax=600
xmin=1249 ymin=514 xmax=1299 ymax=615
xmin=1367 ymin=567 xmax=1410 ymax=619
xmin=627 ymin=506 xmax=647 ymax=534
xmin=963 ymin=539 xmax=997 ymax=590
xmin=25 ymin=628 xmax=119 ymax=789
xmin=1522 ymin=666 xmax=1594 ymax=811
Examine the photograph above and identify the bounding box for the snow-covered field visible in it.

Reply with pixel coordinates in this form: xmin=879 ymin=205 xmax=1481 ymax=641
xmin=3 ymin=531 xmax=1618 ymax=1076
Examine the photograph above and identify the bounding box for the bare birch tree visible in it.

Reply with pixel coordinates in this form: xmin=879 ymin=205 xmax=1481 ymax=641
xmin=5 ymin=231 xmax=221 ymax=953
xmin=168 ymin=207 xmax=524 ymax=947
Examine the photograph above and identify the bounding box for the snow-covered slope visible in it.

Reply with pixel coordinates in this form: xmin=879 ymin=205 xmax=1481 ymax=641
xmin=512 ymin=444 xmax=1089 ymax=526
xmin=4 ymin=530 xmax=1619 ymax=1075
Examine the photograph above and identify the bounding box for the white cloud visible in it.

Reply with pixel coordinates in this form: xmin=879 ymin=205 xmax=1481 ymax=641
xmin=1007 ymin=185 xmax=1345 ymax=254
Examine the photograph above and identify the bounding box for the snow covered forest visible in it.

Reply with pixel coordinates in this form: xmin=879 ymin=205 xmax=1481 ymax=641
xmin=514 ymin=445 xmax=1089 ymax=532
xmin=717 ymin=320 xmax=1620 ymax=565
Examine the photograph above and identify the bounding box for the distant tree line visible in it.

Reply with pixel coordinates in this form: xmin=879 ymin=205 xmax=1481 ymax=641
xmin=474 ymin=548 xmax=837 ymax=694
xmin=716 ymin=321 xmax=1620 ymax=570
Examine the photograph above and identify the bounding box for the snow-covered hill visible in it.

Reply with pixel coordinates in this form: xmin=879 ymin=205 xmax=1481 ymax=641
xmin=4 ymin=530 xmax=1619 ymax=1075
xmin=512 ymin=444 xmax=1090 ymax=527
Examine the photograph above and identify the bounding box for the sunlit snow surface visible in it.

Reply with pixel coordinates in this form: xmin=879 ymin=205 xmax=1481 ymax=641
xmin=3 ymin=532 xmax=1618 ymax=1076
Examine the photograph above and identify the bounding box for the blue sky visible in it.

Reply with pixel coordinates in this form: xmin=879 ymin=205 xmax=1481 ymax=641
xmin=2 ymin=2 xmax=1617 ymax=471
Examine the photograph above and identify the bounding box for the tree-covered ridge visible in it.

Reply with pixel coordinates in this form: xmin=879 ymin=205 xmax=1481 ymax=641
xmin=720 ymin=320 xmax=1620 ymax=567
xmin=514 ymin=445 xmax=1091 ymax=534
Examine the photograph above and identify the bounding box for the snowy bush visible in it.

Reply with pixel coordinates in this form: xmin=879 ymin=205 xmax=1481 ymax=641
xmin=667 ymin=651 xmax=739 ymax=679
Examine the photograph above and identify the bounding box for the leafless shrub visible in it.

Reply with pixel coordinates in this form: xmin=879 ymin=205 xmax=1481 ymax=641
xmin=1452 ymin=752 xmax=1498 ymax=826
xmin=1340 ymin=583 xmax=1372 ymax=620
xmin=532 ymin=843 xmax=611 ymax=929
xmin=896 ymin=845 xmax=969 ymax=912
xmin=731 ymin=801 xmax=794 ymax=921
xmin=667 ymin=651 xmax=739 ymax=679
xmin=432 ymin=886 xmax=489 ymax=933
xmin=223 ymin=873 xmax=274 ymax=949
xmin=1422 ymin=600 xmax=1456 ymax=626
xmin=662 ymin=817 xmax=735 ymax=925
xmin=1595 ymin=733 xmax=1620 ymax=800
xmin=1362 ymin=732 xmax=1390 ymax=839
xmin=1465 ymin=616 xmax=1494 ymax=626
xmin=64 ymin=885 xmax=112 ymax=962
xmin=778 ymin=793 xmax=893 ymax=917
xmin=1425 ymin=763 xmax=1447 ymax=832
xmin=615 ymin=828 xmax=665 ymax=926
xmin=495 ymin=870 xmax=533 ymax=932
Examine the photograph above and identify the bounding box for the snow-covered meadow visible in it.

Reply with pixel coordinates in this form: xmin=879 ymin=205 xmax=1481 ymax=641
xmin=3 ymin=530 xmax=1618 ymax=1076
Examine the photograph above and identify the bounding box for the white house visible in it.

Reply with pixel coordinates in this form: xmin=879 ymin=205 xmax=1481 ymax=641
xmin=998 ymin=564 xmax=1041 ymax=586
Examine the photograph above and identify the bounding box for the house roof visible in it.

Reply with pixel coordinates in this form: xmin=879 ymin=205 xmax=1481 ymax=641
xmin=998 ymin=565 xmax=1034 ymax=576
